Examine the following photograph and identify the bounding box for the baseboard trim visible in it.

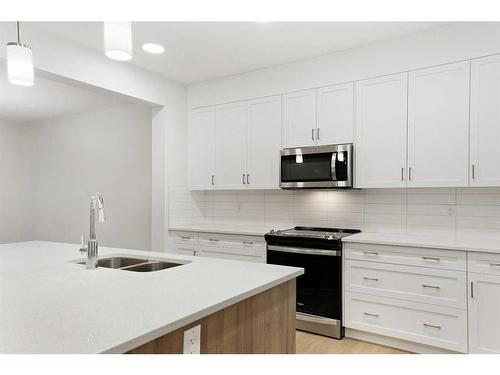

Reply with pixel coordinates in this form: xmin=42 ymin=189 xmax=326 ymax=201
xmin=345 ymin=328 xmax=462 ymax=354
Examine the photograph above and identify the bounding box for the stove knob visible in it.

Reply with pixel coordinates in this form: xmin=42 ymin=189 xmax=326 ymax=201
xmin=270 ymin=229 xmax=275 ymax=234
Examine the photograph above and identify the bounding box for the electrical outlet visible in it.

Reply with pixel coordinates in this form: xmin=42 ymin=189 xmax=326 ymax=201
xmin=183 ymin=324 xmax=201 ymax=354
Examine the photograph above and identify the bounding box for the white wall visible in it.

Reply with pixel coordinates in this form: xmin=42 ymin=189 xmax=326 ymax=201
xmin=188 ymin=22 xmax=500 ymax=107
xmin=0 ymin=120 xmax=32 ymax=243
xmin=169 ymin=187 xmax=500 ymax=238
xmin=26 ymin=104 xmax=152 ymax=250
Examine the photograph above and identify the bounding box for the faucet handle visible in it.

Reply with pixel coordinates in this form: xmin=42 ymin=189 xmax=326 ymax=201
xmin=79 ymin=235 xmax=87 ymax=255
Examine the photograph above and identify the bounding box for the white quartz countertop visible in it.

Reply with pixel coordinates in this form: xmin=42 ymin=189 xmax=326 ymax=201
xmin=0 ymin=241 xmax=302 ymax=354
xmin=169 ymin=224 xmax=273 ymax=236
xmin=344 ymin=232 xmax=500 ymax=253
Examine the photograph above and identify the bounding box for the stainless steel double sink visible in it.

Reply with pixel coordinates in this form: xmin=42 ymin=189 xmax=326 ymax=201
xmin=75 ymin=256 xmax=188 ymax=272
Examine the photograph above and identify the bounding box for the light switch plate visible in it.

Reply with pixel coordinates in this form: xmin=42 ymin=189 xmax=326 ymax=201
xmin=183 ymin=324 xmax=201 ymax=354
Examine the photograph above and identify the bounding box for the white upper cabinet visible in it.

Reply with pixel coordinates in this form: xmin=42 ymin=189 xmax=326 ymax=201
xmin=215 ymin=102 xmax=248 ymax=190
xmin=188 ymin=107 xmax=216 ymax=190
xmin=470 ymin=54 xmax=500 ymax=186
xmin=246 ymin=96 xmax=282 ymax=189
xmin=282 ymin=89 xmax=317 ymax=148
xmin=468 ymin=272 xmax=500 ymax=353
xmin=407 ymin=61 xmax=470 ymax=187
xmin=317 ymin=83 xmax=354 ymax=145
xmin=355 ymin=73 xmax=408 ymax=188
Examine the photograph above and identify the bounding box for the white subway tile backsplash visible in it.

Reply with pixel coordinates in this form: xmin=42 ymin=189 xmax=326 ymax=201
xmin=168 ymin=186 xmax=500 ymax=236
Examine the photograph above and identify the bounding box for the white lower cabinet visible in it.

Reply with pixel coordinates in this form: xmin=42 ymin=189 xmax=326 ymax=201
xmin=468 ymin=252 xmax=500 ymax=353
xmin=344 ymin=242 xmax=468 ymax=353
xmin=169 ymin=231 xmax=265 ymax=263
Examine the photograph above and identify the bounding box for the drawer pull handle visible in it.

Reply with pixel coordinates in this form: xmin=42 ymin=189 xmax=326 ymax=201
xmin=423 ymin=323 xmax=441 ymax=330
xmin=422 ymin=284 xmax=441 ymax=290
xmin=422 ymin=256 xmax=440 ymax=262
xmin=363 ymin=277 xmax=379 ymax=282
xmin=490 ymin=263 xmax=500 ymax=267
xmin=363 ymin=312 xmax=379 ymax=318
xmin=180 ymin=236 xmax=191 ymax=240
xmin=363 ymin=251 xmax=379 ymax=256
xmin=242 ymin=241 xmax=254 ymax=245
xmin=209 ymin=238 xmax=219 ymax=242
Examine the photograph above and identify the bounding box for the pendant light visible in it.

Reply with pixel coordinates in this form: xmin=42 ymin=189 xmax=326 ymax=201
xmin=6 ymin=22 xmax=34 ymax=86
xmin=104 ymin=22 xmax=132 ymax=61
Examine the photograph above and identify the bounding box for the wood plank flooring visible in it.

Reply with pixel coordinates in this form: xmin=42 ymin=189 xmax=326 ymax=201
xmin=296 ymin=331 xmax=410 ymax=354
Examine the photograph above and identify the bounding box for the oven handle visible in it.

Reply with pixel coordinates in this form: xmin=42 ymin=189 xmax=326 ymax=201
xmin=296 ymin=312 xmax=340 ymax=326
xmin=267 ymin=245 xmax=341 ymax=257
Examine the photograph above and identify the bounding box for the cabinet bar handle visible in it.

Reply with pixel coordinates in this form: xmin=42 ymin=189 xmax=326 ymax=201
xmin=363 ymin=312 xmax=379 ymax=318
xmin=209 ymin=238 xmax=219 ymax=242
xmin=247 ymin=173 xmax=250 ymax=184
xmin=363 ymin=251 xmax=379 ymax=256
xmin=422 ymin=284 xmax=441 ymax=290
xmin=422 ymin=256 xmax=440 ymax=262
xmin=401 ymin=167 xmax=404 ymax=181
xmin=471 ymin=281 xmax=474 ymax=299
xmin=472 ymin=164 xmax=475 ymax=180
xmin=242 ymin=241 xmax=254 ymax=245
xmin=490 ymin=263 xmax=500 ymax=267
xmin=363 ymin=277 xmax=379 ymax=282
xmin=317 ymin=128 xmax=320 ymax=140
xmin=211 ymin=175 xmax=215 ymax=185
xmin=242 ymin=173 xmax=246 ymax=184
xmin=311 ymin=128 xmax=315 ymax=141
xmin=423 ymin=323 xmax=441 ymax=330
xmin=409 ymin=167 xmax=413 ymax=181
xmin=180 ymin=236 xmax=191 ymax=240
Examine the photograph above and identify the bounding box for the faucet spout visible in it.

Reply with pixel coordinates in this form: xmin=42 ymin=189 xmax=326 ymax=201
xmin=80 ymin=193 xmax=106 ymax=269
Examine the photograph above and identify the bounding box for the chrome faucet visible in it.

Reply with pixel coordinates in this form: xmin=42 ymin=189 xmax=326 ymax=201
xmin=79 ymin=193 xmax=106 ymax=269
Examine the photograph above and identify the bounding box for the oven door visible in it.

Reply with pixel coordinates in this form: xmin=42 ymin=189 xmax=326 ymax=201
xmin=267 ymin=245 xmax=342 ymax=322
xmin=280 ymin=144 xmax=353 ymax=188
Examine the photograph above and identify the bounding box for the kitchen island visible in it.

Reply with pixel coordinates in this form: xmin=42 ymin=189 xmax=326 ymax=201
xmin=0 ymin=241 xmax=302 ymax=354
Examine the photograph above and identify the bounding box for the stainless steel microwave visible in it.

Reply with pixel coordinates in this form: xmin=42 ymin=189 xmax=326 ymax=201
xmin=280 ymin=144 xmax=353 ymax=189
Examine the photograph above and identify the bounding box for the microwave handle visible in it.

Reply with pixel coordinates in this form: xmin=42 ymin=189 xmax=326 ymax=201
xmin=331 ymin=152 xmax=337 ymax=181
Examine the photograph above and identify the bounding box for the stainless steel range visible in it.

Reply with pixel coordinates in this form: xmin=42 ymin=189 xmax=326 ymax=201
xmin=265 ymin=226 xmax=361 ymax=339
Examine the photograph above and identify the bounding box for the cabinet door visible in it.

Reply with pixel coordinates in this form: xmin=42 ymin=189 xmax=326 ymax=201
xmin=215 ymin=102 xmax=247 ymax=190
xmin=470 ymin=54 xmax=500 ymax=186
xmin=317 ymin=82 xmax=354 ymax=145
xmin=469 ymin=272 xmax=500 ymax=353
xmin=408 ymin=61 xmax=470 ymax=187
xmin=246 ymin=96 xmax=282 ymax=189
xmin=188 ymin=107 xmax=216 ymax=190
xmin=282 ymin=89 xmax=316 ymax=148
xmin=355 ymin=73 xmax=408 ymax=188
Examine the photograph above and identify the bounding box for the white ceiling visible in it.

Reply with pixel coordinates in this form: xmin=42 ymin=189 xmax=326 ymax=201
xmin=28 ymin=22 xmax=445 ymax=84
xmin=0 ymin=66 xmax=131 ymax=124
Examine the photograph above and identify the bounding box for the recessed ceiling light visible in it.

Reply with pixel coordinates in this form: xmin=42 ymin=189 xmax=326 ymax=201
xmin=142 ymin=43 xmax=165 ymax=54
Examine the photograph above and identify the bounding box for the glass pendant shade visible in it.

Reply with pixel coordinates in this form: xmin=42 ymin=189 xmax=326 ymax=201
xmin=6 ymin=42 xmax=34 ymax=86
xmin=104 ymin=22 xmax=132 ymax=61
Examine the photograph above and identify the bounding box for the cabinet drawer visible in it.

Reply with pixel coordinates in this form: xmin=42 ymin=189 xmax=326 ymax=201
xmin=171 ymin=231 xmax=198 ymax=247
xmin=345 ymin=260 xmax=466 ymax=309
xmin=199 ymin=233 xmax=265 ymax=260
xmin=468 ymin=252 xmax=500 ymax=275
xmin=344 ymin=243 xmax=466 ymax=271
xmin=345 ymin=292 xmax=467 ymax=352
